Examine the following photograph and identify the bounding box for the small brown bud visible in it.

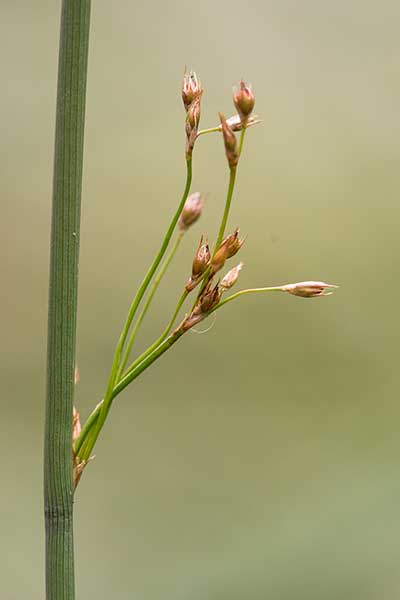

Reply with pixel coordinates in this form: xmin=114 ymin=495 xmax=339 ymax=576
xmin=280 ymin=281 xmax=338 ymax=298
xmin=211 ymin=229 xmax=244 ymax=275
xmin=199 ymin=281 xmax=222 ymax=313
xmin=186 ymin=96 xmax=201 ymax=130
xmin=233 ymin=80 xmax=255 ymax=122
xmin=222 ymin=228 xmax=245 ymax=259
xmin=179 ymin=192 xmax=204 ymax=231
xmin=210 ymin=244 xmax=227 ymax=276
xmin=219 ymin=112 xmax=238 ymax=168
xmin=182 ymin=69 xmax=203 ymax=111
xmin=185 ymin=95 xmax=202 ymax=157
xmin=220 ymin=262 xmax=243 ymax=290
xmin=185 ymin=236 xmax=211 ymax=291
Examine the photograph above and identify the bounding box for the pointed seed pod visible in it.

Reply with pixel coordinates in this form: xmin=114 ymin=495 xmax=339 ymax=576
xmin=178 ymin=192 xmax=204 ymax=231
xmin=199 ymin=281 xmax=222 ymax=313
xmin=222 ymin=228 xmax=245 ymax=259
xmin=233 ymin=80 xmax=255 ymax=123
xmin=280 ymin=281 xmax=338 ymax=298
xmin=182 ymin=69 xmax=203 ymax=111
xmin=185 ymin=236 xmax=211 ymax=291
xmin=220 ymin=262 xmax=243 ymax=290
xmin=219 ymin=112 xmax=239 ymax=168
xmin=211 ymin=229 xmax=244 ymax=276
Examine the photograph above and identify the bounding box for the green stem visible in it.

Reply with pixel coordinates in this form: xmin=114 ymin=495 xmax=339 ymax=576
xmin=44 ymin=2 xmax=91 ymax=599
xmin=117 ymin=231 xmax=184 ymax=379
xmin=238 ymin=127 xmax=246 ymax=156
xmin=94 ymin=158 xmax=193 ymax=442
xmin=75 ymin=285 xmax=283 ymax=461
xmin=124 ymin=289 xmax=188 ymax=374
xmin=76 ymin=328 xmax=185 ymax=461
xmin=190 ymin=164 xmax=238 ymax=313
xmin=214 ymin=165 xmax=237 ymax=252
xmin=196 ymin=126 xmax=221 ymax=136
xmin=75 ymin=288 xmax=188 ymax=459
xmin=211 ymin=286 xmax=283 ymax=313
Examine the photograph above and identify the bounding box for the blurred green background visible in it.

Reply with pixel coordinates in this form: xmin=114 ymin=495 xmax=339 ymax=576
xmin=2 ymin=1 xmax=400 ymax=598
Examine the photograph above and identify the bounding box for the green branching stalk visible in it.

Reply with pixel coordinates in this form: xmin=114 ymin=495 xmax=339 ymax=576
xmin=211 ymin=286 xmax=283 ymax=312
xmin=44 ymin=1 xmax=91 ymax=599
xmin=87 ymin=158 xmax=193 ymax=452
xmin=117 ymin=231 xmax=184 ymax=379
xmin=75 ymin=288 xmax=284 ymax=461
xmin=74 ymin=287 xmax=189 ymax=460
xmin=237 ymin=127 xmax=246 ymax=157
xmin=214 ymin=166 xmax=237 ymax=252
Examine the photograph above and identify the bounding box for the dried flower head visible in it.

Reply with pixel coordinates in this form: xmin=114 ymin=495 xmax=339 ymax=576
xmin=179 ymin=192 xmax=204 ymax=231
xmin=222 ymin=228 xmax=245 ymax=259
xmin=280 ymin=281 xmax=338 ymax=298
xmin=219 ymin=112 xmax=238 ymax=168
xmin=220 ymin=262 xmax=243 ymax=290
xmin=199 ymin=281 xmax=222 ymax=313
xmin=182 ymin=69 xmax=203 ymax=111
xmin=211 ymin=228 xmax=245 ymax=275
xmin=185 ymin=95 xmax=202 ymax=157
xmin=185 ymin=236 xmax=211 ymax=291
xmin=233 ymin=80 xmax=255 ymax=123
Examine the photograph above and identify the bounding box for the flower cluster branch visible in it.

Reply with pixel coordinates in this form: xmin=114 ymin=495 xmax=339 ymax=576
xmin=72 ymin=70 xmax=337 ymax=487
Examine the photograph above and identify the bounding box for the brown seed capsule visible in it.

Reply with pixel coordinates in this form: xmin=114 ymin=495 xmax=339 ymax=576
xmin=186 ymin=96 xmax=201 ymax=130
xmin=280 ymin=281 xmax=338 ymax=298
xmin=210 ymin=244 xmax=227 ymax=276
xmin=220 ymin=262 xmax=243 ymax=290
xmin=199 ymin=281 xmax=222 ymax=313
xmin=211 ymin=229 xmax=244 ymax=276
xmin=182 ymin=69 xmax=203 ymax=111
xmin=178 ymin=192 xmax=204 ymax=231
xmin=185 ymin=95 xmax=202 ymax=158
xmin=222 ymin=228 xmax=245 ymax=259
xmin=219 ymin=112 xmax=238 ymax=168
xmin=233 ymin=80 xmax=255 ymax=123
xmin=185 ymin=236 xmax=211 ymax=291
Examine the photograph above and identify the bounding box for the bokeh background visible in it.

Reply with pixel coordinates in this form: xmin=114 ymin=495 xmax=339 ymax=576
xmin=2 ymin=1 xmax=400 ymax=598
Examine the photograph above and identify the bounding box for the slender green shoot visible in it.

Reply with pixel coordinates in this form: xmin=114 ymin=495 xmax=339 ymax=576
xmin=117 ymin=231 xmax=185 ymax=379
xmin=214 ymin=166 xmax=237 ymax=253
xmin=93 ymin=158 xmax=193 ymax=443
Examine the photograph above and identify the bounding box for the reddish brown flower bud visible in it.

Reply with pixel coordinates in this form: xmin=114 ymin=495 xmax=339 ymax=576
xmin=280 ymin=281 xmax=338 ymax=298
xmin=220 ymin=262 xmax=243 ymax=290
xmin=199 ymin=281 xmax=222 ymax=313
xmin=222 ymin=228 xmax=245 ymax=259
xmin=179 ymin=192 xmax=204 ymax=231
xmin=186 ymin=96 xmax=201 ymax=130
xmin=182 ymin=69 xmax=203 ymax=111
xmin=211 ymin=229 xmax=244 ymax=276
xmin=210 ymin=244 xmax=227 ymax=276
xmin=185 ymin=236 xmax=211 ymax=291
xmin=233 ymin=80 xmax=255 ymax=122
xmin=185 ymin=95 xmax=202 ymax=158
xmin=219 ymin=112 xmax=238 ymax=168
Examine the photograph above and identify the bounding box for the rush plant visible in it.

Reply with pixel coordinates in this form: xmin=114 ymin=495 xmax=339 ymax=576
xmin=44 ymin=4 xmax=336 ymax=598
xmin=73 ymin=71 xmax=337 ymax=481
